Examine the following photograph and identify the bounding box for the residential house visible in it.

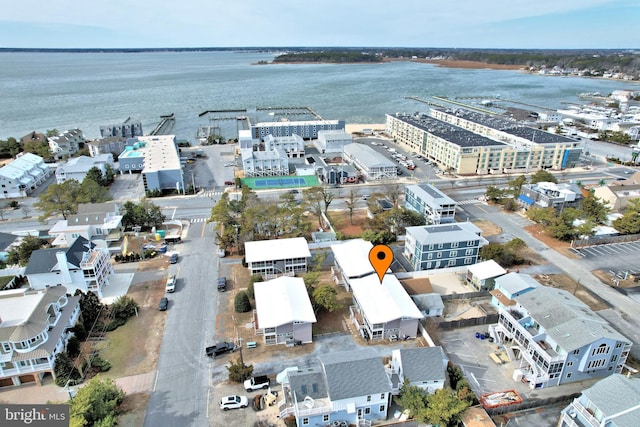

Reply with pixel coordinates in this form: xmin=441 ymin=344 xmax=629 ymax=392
xmin=20 ymin=131 xmax=47 ymax=146
xmin=389 ymin=347 xmax=448 ymax=394
xmin=558 ymin=374 xmax=640 ymax=427
xmin=118 ymin=136 xmax=185 ymax=193
xmin=342 ymin=143 xmax=397 ymax=181
xmin=55 ymin=154 xmax=113 ymax=184
xmin=593 ymin=183 xmax=640 ymax=212
xmin=279 ymin=349 xmax=392 ymax=426
xmin=244 ymin=237 xmax=311 ymax=277
xmin=466 ymin=260 xmax=508 ymax=291
xmin=518 ymin=182 xmax=583 ymax=211
xmin=264 ymin=134 xmax=305 ymax=158
xmin=0 ymin=153 xmax=52 ymax=199
xmin=87 ymin=137 xmax=129 ymax=158
xmin=315 ymin=130 xmax=352 ymax=153
xmin=403 ymin=222 xmax=488 ymax=271
xmin=490 ymin=272 xmax=539 ymax=309
xmin=253 ymin=277 xmax=316 ymax=345
xmin=349 ymin=273 xmax=423 ymax=341
xmin=24 ymin=236 xmax=114 ymax=298
xmin=405 ymin=184 xmax=456 ymax=225
xmin=0 ymin=286 xmax=80 ymax=388
xmin=47 ymin=202 xmax=124 ymax=250
xmin=411 ymin=293 xmax=444 ymax=317
xmin=47 ymin=128 xmax=84 ymax=159
xmin=331 ymin=238 xmax=375 ymax=291
xmin=489 ymin=284 xmax=632 ymax=389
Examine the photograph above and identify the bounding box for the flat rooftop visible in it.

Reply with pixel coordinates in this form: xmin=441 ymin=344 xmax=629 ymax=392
xmin=388 ymin=113 xmax=506 ymax=148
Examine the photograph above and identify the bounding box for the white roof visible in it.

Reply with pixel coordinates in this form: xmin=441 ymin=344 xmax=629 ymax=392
xmin=137 ymin=135 xmax=181 ymax=172
xmin=331 ymin=239 xmax=374 ymax=279
xmin=350 ymin=274 xmax=423 ymax=324
xmin=244 ymin=237 xmax=310 ymax=263
xmin=467 ymin=260 xmax=507 ymax=281
xmin=254 ymin=277 xmax=316 ymax=328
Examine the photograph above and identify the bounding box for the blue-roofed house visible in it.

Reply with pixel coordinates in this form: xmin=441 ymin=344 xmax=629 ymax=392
xmin=403 ymin=222 xmax=488 ymax=271
xmin=279 ymin=349 xmax=392 ymax=426
xmin=558 ymin=374 xmax=640 ymax=427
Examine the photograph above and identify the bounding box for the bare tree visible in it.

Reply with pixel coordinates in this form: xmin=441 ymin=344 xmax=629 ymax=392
xmin=382 ymin=183 xmax=404 ymax=208
xmin=0 ymin=208 xmax=5 ymax=221
xmin=21 ymin=205 xmax=31 ymax=218
xmin=344 ymin=189 xmax=361 ymax=225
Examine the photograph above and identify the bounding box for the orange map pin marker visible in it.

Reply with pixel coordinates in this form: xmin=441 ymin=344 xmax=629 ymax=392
xmin=369 ymin=244 xmax=394 ymax=284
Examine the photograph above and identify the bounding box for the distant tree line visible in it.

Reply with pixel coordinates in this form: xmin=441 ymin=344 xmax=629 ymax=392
xmin=273 ymin=51 xmax=383 ymax=63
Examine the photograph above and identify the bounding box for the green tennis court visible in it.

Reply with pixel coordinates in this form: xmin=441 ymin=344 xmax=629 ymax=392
xmin=241 ymin=175 xmax=319 ymax=189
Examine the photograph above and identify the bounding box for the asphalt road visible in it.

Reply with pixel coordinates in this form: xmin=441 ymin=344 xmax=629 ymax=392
xmin=144 ymin=220 xmax=220 ymax=427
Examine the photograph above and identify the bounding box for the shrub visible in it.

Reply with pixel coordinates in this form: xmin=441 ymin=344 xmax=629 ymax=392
xmin=90 ymin=355 xmax=111 ymax=372
xmin=104 ymin=318 xmax=126 ymax=331
xmin=234 ymin=291 xmax=251 ymax=313
xmin=247 ymin=274 xmax=263 ymax=300
xmin=71 ymin=323 xmax=87 ymax=341
xmin=110 ymin=296 xmax=139 ymax=322
xmin=226 ymin=357 xmax=253 ymax=383
xmin=54 ymin=352 xmax=82 ymax=387
xmin=283 ymin=415 xmax=297 ymax=427
xmin=66 ymin=336 xmax=81 ymax=359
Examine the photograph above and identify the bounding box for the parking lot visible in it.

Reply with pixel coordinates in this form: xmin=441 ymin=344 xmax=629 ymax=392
xmin=571 ymin=240 xmax=640 ymax=271
xmin=439 ymin=326 xmax=598 ymax=402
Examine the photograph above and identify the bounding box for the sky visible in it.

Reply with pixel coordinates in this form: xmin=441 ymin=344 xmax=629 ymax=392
xmin=0 ymin=0 xmax=637 ymax=49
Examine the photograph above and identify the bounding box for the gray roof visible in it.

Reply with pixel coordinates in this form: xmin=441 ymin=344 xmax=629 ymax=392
xmin=406 ymin=222 xmax=485 ymax=245
xmin=319 ymin=349 xmax=392 ymax=401
xmin=396 ymin=347 xmax=447 ymax=383
xmin=412 ymin=293 xmax=445 ymax=311
xmin=495 ymin=272 xmax=539 ymax=296
xmin=343 ymin=143 xmax=396 ymax=168
xmin=437 ymin=108 xmax=576 ymax=144
xmin=0 ymin=232 xmax=19 ymax=252
xmin=407 ymin=184 xmax=456 ymax=207
xmin=24 ymin=236 xmax=92 ymax=275
xmin=581 ymin=374 xmax=640 ymax=427
xmin=288 ymin=367 xmax=329 ymax=400
xmin=516 ymin=287 xmax=630 ymax=351
xmin=67 ymin=202 xmax=118 ymax=226
xmin=388 ymin=113 xmax=506 ymax=148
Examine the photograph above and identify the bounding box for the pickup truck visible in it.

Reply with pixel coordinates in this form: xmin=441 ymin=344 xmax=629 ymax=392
xmin=166 ymin=274 xmax=176 ymax=293
xmin=206 ymin=342 xmax=235 ymax=358
xmin=244 ymin=375 xmax=270 ymax=392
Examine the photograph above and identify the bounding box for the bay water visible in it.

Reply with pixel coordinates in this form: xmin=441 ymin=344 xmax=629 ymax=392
xmin=0 ymin=50 xmax=636 ymax=141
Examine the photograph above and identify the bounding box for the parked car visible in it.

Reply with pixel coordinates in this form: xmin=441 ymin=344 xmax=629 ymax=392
xmin=219 ymin=395 xmax=248 ymax=411
xmin=158 ymin=297 xmax=169 ymax=311
xmin=169 ymin=252 xmax=178 ymax=264
xmin=165 ymin=273 xmax=176 ymax=293
xmin=217 ymin=277 xmax=227 ymax=292
xmin=206 ymin=342 xmax=235 ymax=357
xmin=244 ymin=375 xmax=270 ymax=391
xmin=224 ymin=180 xmax=234 ymax=186
xmin=288 ymin=189 xmax=299 ymax=194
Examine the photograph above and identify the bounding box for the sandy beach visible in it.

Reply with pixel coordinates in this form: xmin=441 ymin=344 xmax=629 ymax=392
xmin=345 ymin=123 xmax=386 ymax=134
xmin=383 ymin=57 xmax=523 ymax=71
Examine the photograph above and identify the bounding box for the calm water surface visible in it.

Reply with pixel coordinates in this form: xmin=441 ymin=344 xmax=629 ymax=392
xmin=0 ymin=51 xmax=636 ymax=140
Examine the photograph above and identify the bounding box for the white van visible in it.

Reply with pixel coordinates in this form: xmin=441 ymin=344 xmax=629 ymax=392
xmin=166 ymin=274 xmax=176 ymax=293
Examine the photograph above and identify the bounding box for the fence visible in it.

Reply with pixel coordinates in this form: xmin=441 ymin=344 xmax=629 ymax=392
xmin=485 ymin=393 xmax=579 ymax=416
xmin=572 ymin=232 xmax=640 ymax=249
xmin=441 ymin=290 xmax=489 ymax=301
xmin=433 ymin=314 xmax=499 ymax=330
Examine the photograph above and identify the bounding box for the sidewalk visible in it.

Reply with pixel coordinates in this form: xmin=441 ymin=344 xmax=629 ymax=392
xmin=0 ymin=371 xmax=155 ymax=404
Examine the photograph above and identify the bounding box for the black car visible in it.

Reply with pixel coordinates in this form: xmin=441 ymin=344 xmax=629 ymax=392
xmin=158 ymin=297 xmax=169 ymax=311
xmin=217 ymin=277 xmax=227 ymax=292
xmin=288 ymin=189 xmax=299 ymax=194
xmin=206 ymin=342 xmax=235 ymax=357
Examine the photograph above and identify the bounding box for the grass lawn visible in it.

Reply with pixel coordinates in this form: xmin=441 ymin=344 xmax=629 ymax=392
xmin=0 ymin=275 xmax=14 ymax=290
xmin=328 ymin=208 xmax=370 ymax=238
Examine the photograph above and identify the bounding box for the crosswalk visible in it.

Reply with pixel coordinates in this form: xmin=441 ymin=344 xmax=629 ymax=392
xmin=457 ymin=199 xmax=484 ymax=206
xmin=189 ymin=218 xmax=209 ymax=223
xmin=199 ymin=191 xmax=224 ymax=198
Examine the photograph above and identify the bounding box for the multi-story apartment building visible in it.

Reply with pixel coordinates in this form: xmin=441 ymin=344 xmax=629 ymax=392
xmin=404 ymin=184 xmax=456 ymax=224
xmin=47 ymin=128 xmax=84 ymax=159
xmin=264 ymin=134 xmax=305 ymax=158
xmin=386 ymin=109 xmax=582 ymax=175
xmin=0 ymin=286 xmax=80 ymax=388
xmin=87 ymin=137 xmax=129 ymax=158
xmin=250 ymin=119 xmax=345 ymax=140
xmin=489 ymin=284 xmax=632 ymax=389
xmin=558 ymin=374 xmax=640 ymax=427
xmin=404 ymin=222 xmax=487 ymax=271
xmin=244 ymin=237 xmax=311 ymax=278
xmin=99 ymin=118 xmax=143 ymax=139
xmin=239 ymin=138 xmax=290 ymax=177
